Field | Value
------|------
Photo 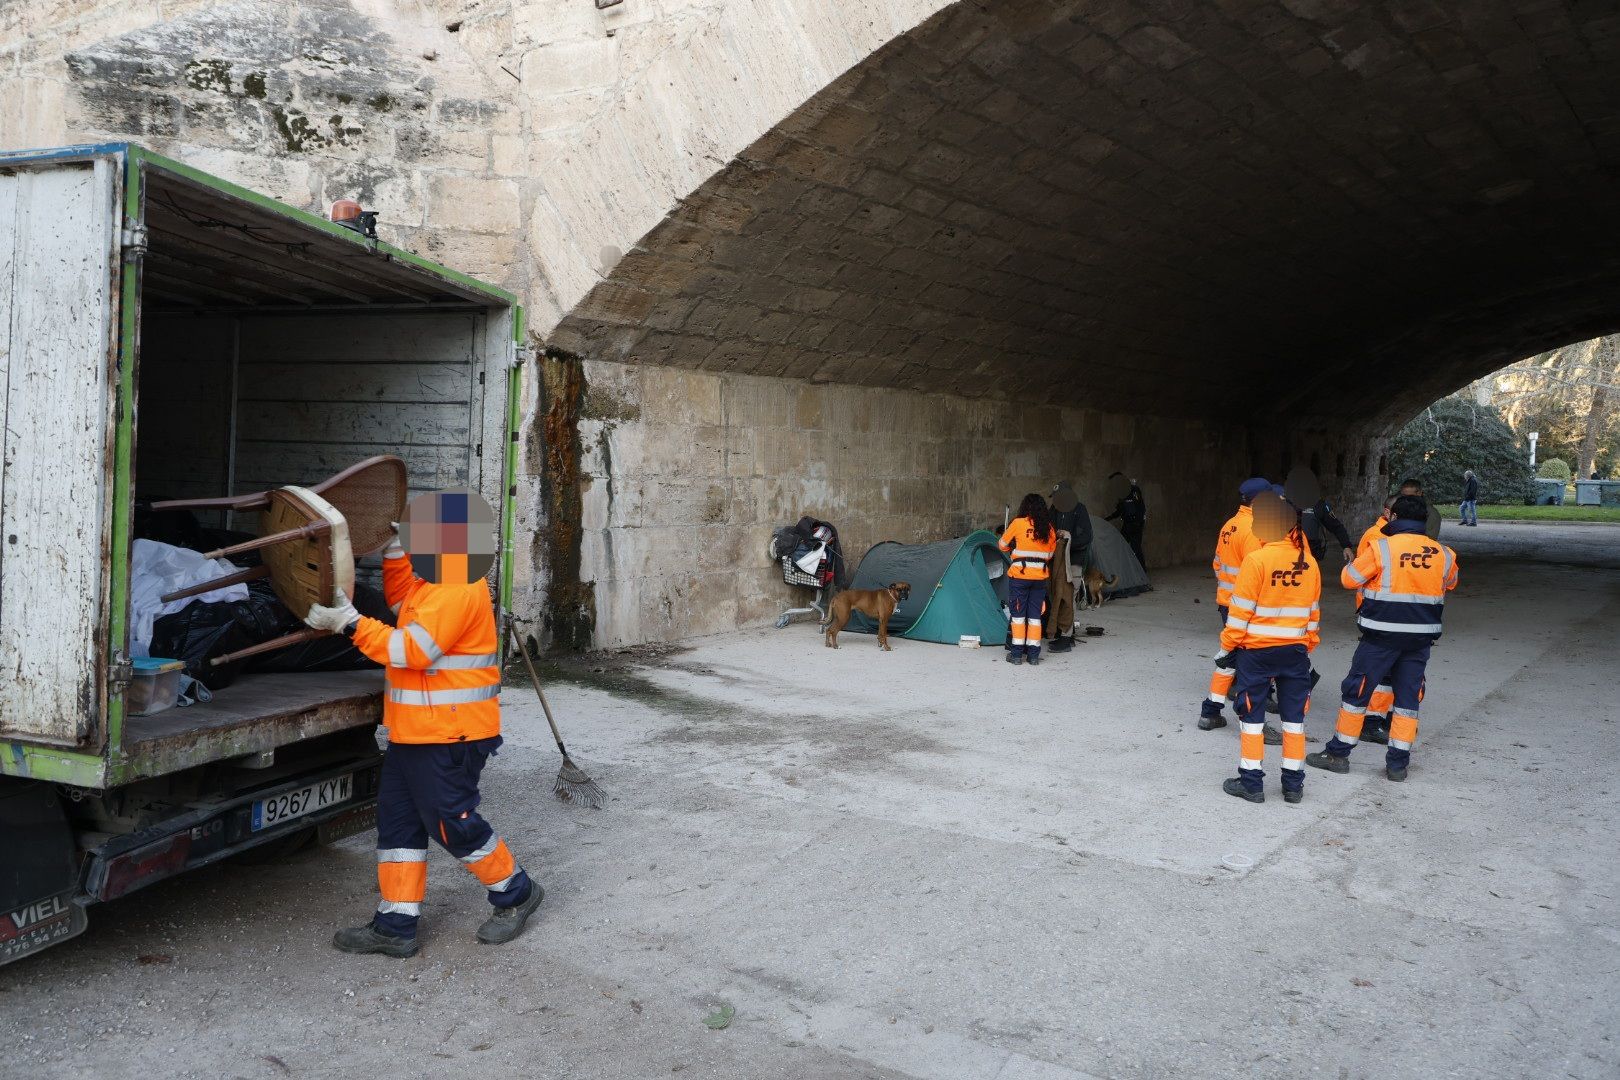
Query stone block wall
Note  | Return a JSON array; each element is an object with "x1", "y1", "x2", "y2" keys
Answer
[{"x1": 564, "y1": 357, "x2": 1251, "y2": 648}]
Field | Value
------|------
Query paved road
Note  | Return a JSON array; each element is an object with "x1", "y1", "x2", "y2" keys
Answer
[{"x1": 4, "y1": 525, "x2": 1617, "y2": 1079}]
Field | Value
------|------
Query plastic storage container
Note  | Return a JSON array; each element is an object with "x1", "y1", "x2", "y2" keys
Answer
[{"x1": 128, "y1": 658, "x2": 184, "y2": 716}]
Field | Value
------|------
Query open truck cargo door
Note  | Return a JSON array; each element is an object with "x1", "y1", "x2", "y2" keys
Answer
[{"x1": 0, "y1": 150, "x2": 125, "y2": 751}]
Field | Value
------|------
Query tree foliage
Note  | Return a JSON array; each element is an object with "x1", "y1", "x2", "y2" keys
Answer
[
  {"x1": 1537, "y1": 457, "x2": 1571, "y2": 481},
  {"x1": 1389, "y1": 397, "x2": 1536, "y2": 504},
  {"x1": 1472, "y1": 335, "x2": 1620, "y2": 478}
]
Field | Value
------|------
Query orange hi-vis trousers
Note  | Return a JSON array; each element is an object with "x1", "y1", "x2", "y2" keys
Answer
[
  {"x1": 1231, "y1": 643, "x2": 1313, "y2": 795},
  {"x1": 372, "y1": 737, "x2": 533, "y2": 939},
  {"x1": 1323, "y1": 639, "x2": 1430, "y2": 772}
]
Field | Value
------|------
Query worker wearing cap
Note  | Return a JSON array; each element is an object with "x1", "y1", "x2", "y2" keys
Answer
[
  {"x1": 304, "y1": 491, "x2": 542, "y2": 958},
  {"x1": 1219, "y1": 492, "x2": 1321, "y2": 804},
  {"x1": 1308, "y1": 494, "x2": 1458, "y2": 783},
  {"x1": 1199, "y1": 478, "x2": 1269, "y2": 731},
  {"x1": 1047, "y1": 481, "x2": 1092, "y2": 653}
]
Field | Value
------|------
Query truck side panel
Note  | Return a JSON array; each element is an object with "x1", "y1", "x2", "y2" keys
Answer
[{"x1": 0, "y1": 158, "x2": 119, "y2": 747}]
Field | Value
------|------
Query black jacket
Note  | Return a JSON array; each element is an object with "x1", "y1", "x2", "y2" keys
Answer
[
  {"x1": 1463, "y1": 476, "x2": 1479, "y2": 501},
  {"x1": 1300, "y1": 499, "x2": 1352, "y2": 561},
  {"x1": 1050, "y1": 502, "x2": 1092, "y2": 553},
  {"x1": 1106, "y1": 486, "x2": 1146, "y2": 527}
]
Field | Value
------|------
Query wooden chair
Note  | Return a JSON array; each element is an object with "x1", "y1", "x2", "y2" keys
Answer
[{"x1": 151, "y1": 457, "x2": 405, "y2": 666}]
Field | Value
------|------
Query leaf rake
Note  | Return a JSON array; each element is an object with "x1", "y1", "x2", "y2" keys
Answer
[{"x1": 507, "y1": 617, "x2": 606, "y2": 809}]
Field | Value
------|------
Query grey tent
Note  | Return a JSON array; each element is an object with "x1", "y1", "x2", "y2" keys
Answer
[{"x1": 1086, "y1": 514, "x2": 1150, "y2": 598}]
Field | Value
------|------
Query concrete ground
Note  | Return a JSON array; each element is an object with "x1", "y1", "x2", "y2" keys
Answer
[{"x1": 4, "y1": 523, "x2": 1617, "y2": 1080}]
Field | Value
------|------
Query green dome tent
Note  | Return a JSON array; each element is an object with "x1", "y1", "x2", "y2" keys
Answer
[{"x1": 846, "y1": 531, "x2": 1012, "y2": 645}]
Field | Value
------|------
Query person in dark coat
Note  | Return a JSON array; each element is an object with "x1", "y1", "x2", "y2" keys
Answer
[
  {"x1": 1300, "y1": 498, "x2": 1354, "y2": 564},
  {"x1": 1459, "y1": 470, "x2": 1480, "y2": 526},
  {"x1": 1048, "y1": 481, "x2": 1092, "y2": 567},
  {"x1": 1104, "y1": 472, "x2": 1147, "y2": 570}
]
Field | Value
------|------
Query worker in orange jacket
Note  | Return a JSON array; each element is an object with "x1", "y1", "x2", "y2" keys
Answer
[
  {"x1": 1309, "y1": 494, "x2": 1458, "y2": 782},
  {"x1": 1199, "y1": 478, "x2": 1269, "y2": 731},
  {"x1": 1354, "y1": 479, "x2": 1421, "y2": 745},
  {"x1": 1218, "y1": 491, "x2": 1321, "y2": 803},
  {"x1": 305, "y1": 490, "x2": 540, "y2": 958},
  {"x1": 999, "y1": 493, "x2": 1059, "y2": 666}
]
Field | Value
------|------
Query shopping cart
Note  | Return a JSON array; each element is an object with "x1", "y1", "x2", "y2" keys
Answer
[{"x1": 775, "y1": 553, "x2": 830, "y2": 628}]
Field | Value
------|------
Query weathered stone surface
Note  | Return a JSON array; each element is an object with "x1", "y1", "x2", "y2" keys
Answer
[{"x1": 9, "y1": 0, "x2": 1616, "y2": 649}]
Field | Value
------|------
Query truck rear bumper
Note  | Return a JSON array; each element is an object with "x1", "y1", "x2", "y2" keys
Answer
[{"x1": 84, "y1": 753, "x2": 383, "y2": 903}]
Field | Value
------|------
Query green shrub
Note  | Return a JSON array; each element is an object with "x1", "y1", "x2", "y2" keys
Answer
[
  {"x1": 1537, "y1": 457, "x2": 1571, "y2": 480},
  {"x1": 1389, "y1": 398, "x2": 1537, "y2": 504}
]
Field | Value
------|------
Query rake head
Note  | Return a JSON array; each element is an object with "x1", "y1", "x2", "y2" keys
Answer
[{"x1": 554, "y1": 756, "x2": 606, "y2": 809}]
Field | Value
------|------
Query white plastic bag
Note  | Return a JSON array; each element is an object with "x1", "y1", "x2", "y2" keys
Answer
[
  {"x1": 794, "y1": 541, "x2": 826, "y2": 576},
  {"x1": 130, "y1": 539, "x2": 251, "y2": 657}
]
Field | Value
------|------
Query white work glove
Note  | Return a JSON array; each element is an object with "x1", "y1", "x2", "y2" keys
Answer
[
  {"x1": 305, "y1": 589, "x2": 361, "y2": 634},
  {"x1": 383, "y1": 521, "x2": 405, "y2": 560}
]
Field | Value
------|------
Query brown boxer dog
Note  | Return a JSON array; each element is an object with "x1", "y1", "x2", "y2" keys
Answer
[{"x1": 822, "y1": 582, "x2": 911, "y2": 650}]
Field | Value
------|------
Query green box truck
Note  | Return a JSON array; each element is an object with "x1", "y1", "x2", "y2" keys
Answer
[{"x1": 0, "y1": 144, "x2": 522, "y2": 966}]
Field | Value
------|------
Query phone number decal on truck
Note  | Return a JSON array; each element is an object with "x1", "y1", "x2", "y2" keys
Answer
[{"x1": 0, "y1": 893, "x2": 88, "y2": 963}]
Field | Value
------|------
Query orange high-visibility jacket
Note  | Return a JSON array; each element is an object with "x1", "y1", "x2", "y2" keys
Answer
[
  {"x1": 351, "y1": 555, "x2": 501, "y2": 744},
  {"x1": 1212, "y1": 505, "x2": 1260, "y2": 607},
  {"x1": 1220, "y1": 539, "x2": 1322, "y2": 652},
  {"x1": 1356, "y1": 516, "x2": 1387, "y2": 562},
  {"x1": 1352, "y1": 516, "x2": 1388, "y2": 609},
  {"x1": 1000, "y1": 517, "x2": 1058, "y2": 581},
  {"x1": 1341, "y1": 529, "x2": 1458, "y2": 640}
]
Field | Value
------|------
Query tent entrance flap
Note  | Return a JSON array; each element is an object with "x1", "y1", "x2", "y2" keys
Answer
[{"x1": 847, "y1": 531, "x2": 1011, "y2": 645}]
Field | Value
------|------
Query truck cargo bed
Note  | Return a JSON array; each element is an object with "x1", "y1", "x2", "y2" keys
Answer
[{"x1": 120, "y1": 670, "x2": 383, "y2": 780}]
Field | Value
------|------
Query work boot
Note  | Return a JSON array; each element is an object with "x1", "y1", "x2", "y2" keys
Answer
[
  {"x1": 477, "y1": 883, "x2": 544, "y2": 945},
  {"x1": 1385, "y1": 765, "x2": 1408, "y2": 783},
  {"x1": 1263, "y1": 723, "x2": 1283, "y2": 745},
  {"x1": 333, "y1": 924, "x2": 419, "y2": 959},
  {"x1": 1306, "y1": 751, "x2": 1349, "y2": 774},
  {"x1": 1198, "y1": 712, "x2": 1227, "y2": 731},
  {"x1": 1027, "y1": 653, "x2": 1042, "y2": 666},
  {"x1": 1049, "y1": 636, "x2": 1075, "y2": 653},
  {"x1": 1283, "y1": 788, "x2": 1303, "y2": 804},
  {"x1": 1222, "y1": 778, "x2": 1263, "y2": 803},
  {"x1": 1361, "y1": 717, "x2": 1390, "y2": 745},
  {"x1": 1006, "y1": 652, "x2": 1025, "y2": 665}
]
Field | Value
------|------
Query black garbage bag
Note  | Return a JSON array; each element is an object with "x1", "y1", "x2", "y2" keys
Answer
[
  {"x1": 149, "y1": 580, "x2": 292, "y2": 691},
  {"x1": 150, "y1": 581, "x2": 393, "y2": 690},
  {"x1": 247, "y1": 584, "x2": 393, "y2": 673}
]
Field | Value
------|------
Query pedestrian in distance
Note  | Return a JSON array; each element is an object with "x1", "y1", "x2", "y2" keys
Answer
[
  {"x1": 1104, "y1": 472, "x2": 1148, "y2": 571},
  {"x1": 1308, "y1": 494, "x2": 1459, "y2": 783},
  {"x1": 1460, "y1": 470, "x2": 1480, "y2": 526},
  {"x1": 1218, "y1": 492, "x2": 1321, "y2": 805},
  {"x1": 304, "y1": 491, "x2": 543, "y2": 958},
  {"x1": 999, "y1": 493, "x2": 1058, "y2": 666}
]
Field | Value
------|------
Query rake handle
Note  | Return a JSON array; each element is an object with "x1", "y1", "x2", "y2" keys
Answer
[
  {"x1": 209, "y1": 628, "x2": 330, "y2": 666},
  {"x1": 508, "y1": 620, "x2": 571, "y2": 758}
]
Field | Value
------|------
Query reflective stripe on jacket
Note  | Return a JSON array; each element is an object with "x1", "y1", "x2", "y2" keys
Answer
[
  {"x1": 1212, "y1": 505, "x2": 1260, "y2": 607},
  {"x1": 1220, "y1": 539, "x2": 1322, "y2": 652},
  {"x1": 351, "y1": 555, "x2": 501, "y2": 743},
  {"x1": 1341, "y1": 526, "x2": 1458, "y2": 641},
  {"x1": 999, "y1": 517, "x2": 1057, "y2": 581}
]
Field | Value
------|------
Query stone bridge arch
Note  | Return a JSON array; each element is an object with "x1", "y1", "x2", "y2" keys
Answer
[{"x1": 534, "y1": 0, "x2": 1620, "y2": 645}]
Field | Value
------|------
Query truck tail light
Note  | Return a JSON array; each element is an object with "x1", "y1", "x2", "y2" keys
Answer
[{"x1": 99, "y1": 833, "x2": 192, "y2": 901}]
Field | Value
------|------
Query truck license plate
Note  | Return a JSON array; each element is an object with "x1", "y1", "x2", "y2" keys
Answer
[{"x1": 251, "y1": 774, "x2": 352, "y2": 832}]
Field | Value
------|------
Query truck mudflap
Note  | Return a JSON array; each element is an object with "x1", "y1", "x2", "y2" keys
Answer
[
  {"x1": 0, "y1": 781, "x2": 89, "y2": 966},
  {"x1": 84, "y1": 754, "x2": 383, "y2": 904}
]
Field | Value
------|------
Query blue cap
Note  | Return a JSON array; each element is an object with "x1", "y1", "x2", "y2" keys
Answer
[
  {"x1": 1239, "y1": 477, "x2": 1270, "y2": 499},
  {"x1": 1271, "y1": 484, "x2": 1287, "y2": 497}
]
